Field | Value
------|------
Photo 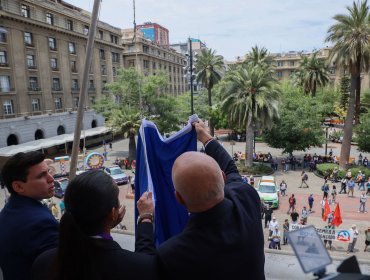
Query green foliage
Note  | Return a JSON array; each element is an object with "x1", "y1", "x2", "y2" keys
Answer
[
  {"x1": 92, "y1": 94, "x2": 118, "y2": 119},
  {"x1": 316, "y1": 163, "x2": 370, "y2": 178},
  {"x1": 263, "y1": 84, "x2": 324, "y2": 155},
  {"x1": 355, "y1": 111, "x2": 370, "y2": 152},
  {"x1": 236, "y1": 161, "x2": 273, "y2": 175}
]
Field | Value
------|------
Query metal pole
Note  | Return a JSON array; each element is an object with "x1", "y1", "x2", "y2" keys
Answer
[
  {"x1": 189, "y1": 37, "x2": 194, "y2": 115},
  {"x1": 69, "y1": 0, "x2": 101, "y2": 180},
  {"x1": 325, "y1": 126, "x2": 328, "y2": 157}
]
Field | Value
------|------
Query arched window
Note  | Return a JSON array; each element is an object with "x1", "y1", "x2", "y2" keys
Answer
[
  {"x1": 57, "y1": 125, "x2": 65, "y2": 135},
  {"x1": 35, "y1": 129, "x2": 44, "y2": 140},
  {"x1": 91, "y1": 119, "x2": 97, "y2": 128},
  {"x1": 7, "y1": 134, "x2": 18, "y2": 146}
]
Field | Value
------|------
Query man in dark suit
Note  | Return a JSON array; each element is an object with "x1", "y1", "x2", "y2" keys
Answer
[
  {"x1": 0, "y1": 151, "x2": 58, "y2": 280},
  {"x1": 137, "y1": 120, "x2": 265, "y2": 280}
]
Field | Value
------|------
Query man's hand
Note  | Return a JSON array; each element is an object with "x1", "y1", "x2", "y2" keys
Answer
[
  {"x1": 192, "y1": 119, "x2": 212, "y2": 144},
  {"x1": 137, "y1": 191, "x2": 154, "y2": 216}
]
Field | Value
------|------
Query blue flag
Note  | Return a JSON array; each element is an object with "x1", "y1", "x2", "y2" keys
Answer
[{"x1": 135, "y1": 116, "x2": 198, "y2": 246}]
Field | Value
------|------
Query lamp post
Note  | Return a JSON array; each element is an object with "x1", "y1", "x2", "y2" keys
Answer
[
  {"x1": 188, "y1": 37, "x2": 194, "y2": 115},
  {"x1": 324, "y1": 126, "x2": 329, "y2": 156}
]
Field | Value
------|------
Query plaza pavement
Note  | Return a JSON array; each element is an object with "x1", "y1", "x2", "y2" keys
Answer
[{"x1": 1, "y1": 133, "x2": 369, "y2": 278}]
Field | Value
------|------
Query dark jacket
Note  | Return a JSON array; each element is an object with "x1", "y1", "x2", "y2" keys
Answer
[
  {"x1": 0, "y1": 194, "x2": 58, "y2": 280},
  {"x1": 156, "y1": 140, "x2": 265, "y2": 280},
  {"x1": 32, "y1": 223, "x2": 158, "y2": 280}
]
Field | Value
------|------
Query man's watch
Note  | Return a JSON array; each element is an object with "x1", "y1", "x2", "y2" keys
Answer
[{"x1": 137, "y1": 213, "x2": 154, "y2": 225}]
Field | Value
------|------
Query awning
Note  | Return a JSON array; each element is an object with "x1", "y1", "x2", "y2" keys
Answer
[{"x1": 0, "y1": 126, "x2": 111, "y2": 157}]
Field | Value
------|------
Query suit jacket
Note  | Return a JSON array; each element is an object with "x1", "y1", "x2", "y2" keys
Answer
[
  {"x1": 156, "y1": 140, "x2": 265, "y2": 280},
  {"x1": 32, "y1": 222, "x2": 158, "y2": 280},
  {"x1": 0, "y1": 194, "x2": 58, "y2": 280}
]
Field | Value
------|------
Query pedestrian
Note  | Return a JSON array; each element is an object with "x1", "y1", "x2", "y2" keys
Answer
[
  {"x1": 322, "y1": 183, "x2": 330, "y2": 199},
  {"x1": 330, "y1": 185, "x2": 337, "y2": 204},
  {"x1": 367, "y1": 177, "x2": 370, "y2": 195},
  {"x1": 327, "y1": 210, "x2": 334, "y2": 224},
  {"x1": 308, "y1": 194, "x2": 314, "y2": 212},
  {"x1": 339, "y1": 177, "x2": 347, "y2": 194},
  {"x1": 264, "y1": 205, "x2": 273, "y2": 229},
  {"x1": 320, "y1": 198, "x2": 326, "y2": 218},
  {"x1": 268, "y1": 217, "x2": 279, "y2": 239},
  {"x1": 299, "y1": 171, "x2": 309, "y2": 188},
  {"x1": 364, "y1": 227, "x2": 370, "y2": 252},
  {"x1": 359, "y1": 191, "x2": 367, "y2": 213},
  {"x1": 271, "y1": 225, "x2": 281, "y2": 250},
  {"x1": 347, "y1": 178, "x2": 355, "y2": 197},
  {"x1": 0, "y1": 152, "x2": 58, "y2": 280},
  {"x1": 356, "y1": 171, "x2": 365, "y2": 191},
  {"x1": 290, "y1": 209, "x2": 299, "y2": 224},
  {"x1": 324, "y1": 222, "x2": 335, "y2": 250},
  {"x1": 301, "y1": 206, "x2": 309, "y2": 224},
  {"x1": 109, "y1": 142, "x2": 113, "y2": 151},
  {"x1": 345, "y1": 169, "x2": 352, "y2": 180},
  {"x1": 260, "y1": 198, "x2": 267, "y2": 219},
  {"x1": 347, "y1": 224, "x2": 359, "y2": 253},
  {"x1": 287, "y1": 194, "x2": 296, "y2": 214},
  {"x1": 331, "y1": 167, "x2": 338, "y2": 183},
  {"x1": 32, "y1": 170, "x2": 158, "y2": 280},
  {"x1": 280, "y1": 180, "x2": 287, "y2": 196},
  {"x1": 282, "y1": 219, "x2": 289, "y2": 245}
]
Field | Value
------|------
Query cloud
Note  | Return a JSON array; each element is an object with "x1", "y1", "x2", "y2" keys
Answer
[{"x1": 70, "y1": 0, "x2": 352, "y2": 60}]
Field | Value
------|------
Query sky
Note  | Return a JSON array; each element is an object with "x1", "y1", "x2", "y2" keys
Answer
[{"x1": 70, "y1": 0, "x2": 352, "y2": 61}]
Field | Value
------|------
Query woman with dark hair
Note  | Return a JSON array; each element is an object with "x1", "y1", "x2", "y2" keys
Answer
[{"x1": 32, "y1": 170, "x2": 157, "y2": 280}]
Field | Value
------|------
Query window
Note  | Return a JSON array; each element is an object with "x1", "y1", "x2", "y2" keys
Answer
[
  {"x1": 31, "y1": 98, "x2": 40, "y2": 112},
  {"x1": 0, "y1": 75, "x2": 10, "y2": 92},
  {"x1": 143, "y1": 60, "x2": 149, "y2": 69},
  {"x1": 112, "y1": 67, "x2": 116, "y2": 76},
  {"x1": 277, "y1": 61, "x2": 284, "y2": 67},
  {"x1": 289, "y1": 61, "x2": 295, "y2": 67},
  {"x1": 72, "y1": 79, "x2": 79, "y2": 90},
  {"x1": 3, "y1": 100, "x2": 14, "y2": 115},
  {"x1": 128, "y1": 60, "x2": 135, "y2": 67},
  {"x1": 73, "y1": 97, "x2": 79, "y2": 108},
  {"x1": 276, "y1": 71, "x2": 283, "y2": 78},
  {"x1": 98, "y1": 30, "x2": 103, "y2": 39},
  {"x1": 52, "y1": 78, "x2": 61, "y2": 91},
  {"x1": 46, "y1": 13, "x2": 54, "y2": 25},
  {"x1": 143, "y1": 45, "x2": 149, "y2": 54},
  {"x1": 66, "y1": 19, "x2": 73, "y2": 31},
  {"x1": 68, "y1": 42, "x2": 76, "y2": 54},
  {"x1": 102, "y1": 80, "x2": 107, "y2": 90},
  {"x1": 128, "y1": 45, "x2": 134, "y2": 53},
  {"x1": 112, "y1": 52, "x2": 119, "y2": 63},
  {"x1": 101, "y1": 65, "x2": 107, "y2": 75},
  {"x1": 70, "y1": 60, "x2": 77, "y2": 72},
  {"x1": 48, "y1": 37, "x2": 57, "y2": 50},
  {"x1": 50, "y1": 58, "x2": 58, "y2": 70},
  {"x1": 83, "y1": 25, "x2": 89, "y2": 35},
  {"x1": 153, "y1": 62, "x2": 156, "y2": 69},
  {"x1": 29, "y1": 77, "x2": 38, "y2": 90},
  {"x1": 54, "y1": 98, "x2": 62, "y2": 110},
  {"x1": 110, "y1": 34, "x2": 118, "y2": 44},
  {"x1": 88, "y1": 80, "x2": 94, "y2": 89},
  {"x1": 0, "y1": 29, "x2": 7, "y2": 43},
  {"x1": 26, "y1": 55, "x2": 36, "y2": 68},
  {"x1": 90, "y1": 96, "x2": 96, "y2": 105},
  {"x1": 21, "y1": 4, "x2": 30, "y2": 18},
  {"x1": 0, "y1": 51, "x2": 7, "y2": 66},
  {"x1": 99, "y1": 49, "x2": 105, "y2": 59},
  {"x1": 24, "y1": 32, "x2": 33, "y2": 46}
]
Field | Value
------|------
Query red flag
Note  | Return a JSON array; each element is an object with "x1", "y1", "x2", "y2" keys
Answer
[
  {"x1": 323, "y1": 198, "x2": 331, "y2": 221},
  {"x1": 332, "y1": 203, "x2": 343, "y2": 227}
]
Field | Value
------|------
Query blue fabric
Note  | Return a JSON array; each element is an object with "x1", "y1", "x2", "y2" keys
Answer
[{"x1": 135, "y1": 119, "x2": 197, "y2": 246}]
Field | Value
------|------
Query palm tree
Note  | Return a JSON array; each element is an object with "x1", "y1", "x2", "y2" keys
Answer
[
  {"x1": 295, "y1": 52, "x2": 330, "y2": 97},
  {"x1": 244, "y1": 45, "x2": 272, "y2": 69},
  {"x1": 326, "y1": 0, "x2": 370, "y2": 168},
  {"x1": 221, "y1": 64, "x2": 280, "y2": 167},
  {"x1": 195, "y1": 48, "x2": 224, "y2": 136},
  {"x1": 107, "y1": 107, "x2": 141, "y2": 163}
]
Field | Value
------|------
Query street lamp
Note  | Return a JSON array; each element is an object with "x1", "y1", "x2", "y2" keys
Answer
[
  {"x1": 188, "y1": 37, "x2": 194, "y2": 115},
  {"x1": 323, "y1": 125, "x2": 329, "y2": 156}
]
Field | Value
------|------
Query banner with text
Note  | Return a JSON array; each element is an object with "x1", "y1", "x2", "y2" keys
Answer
[{"x1": 289, "y1": 224, "x2": 352, "y2": 243}]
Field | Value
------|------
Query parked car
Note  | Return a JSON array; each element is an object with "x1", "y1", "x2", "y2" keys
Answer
[
  {"x1": 103, "y1": 165, "x2": 128, "y2": 185},
  {"x1": 256, "y1": 175, "x2": 279, "y2": 209},
  {"x1": 54, "y1": 177, "x2": 69, "y2": 199}
]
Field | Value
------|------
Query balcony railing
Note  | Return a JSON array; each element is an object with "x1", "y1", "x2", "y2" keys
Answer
[
  {"x1": 27, "y1": 65, "x2": 37, "y2": 69},
  {"x1": 88, "y1": 87, "x2": 96, "y2": 92},
  {"x1": 0, "y1": 87, "x2": 14, "y2": 93},
  {"x1": 51, "y1": 67, "x2": 59, "y2": 71},
  {"x1": 52, "y1": 86, "x2": 62, "y2": 91},
  {"x1": 28, "y1": 86, "x2": 41, "y2": 91},
  {"x1": 71, "y1": 87, "x2": 80, "y2": 92},
  {"x1": 49, "y1": 46, "x2": 57, "y2": 51},
  {"x1": 0, "y1": 62, "x2": 9, "y2": 67},
  {"x1": 25, "y1": 42, "x2": 34, "y2": 47}
]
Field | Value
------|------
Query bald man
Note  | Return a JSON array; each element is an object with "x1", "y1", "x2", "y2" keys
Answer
[{"x1": 152, "y1": 120, "x2": 265, "y2": 280}]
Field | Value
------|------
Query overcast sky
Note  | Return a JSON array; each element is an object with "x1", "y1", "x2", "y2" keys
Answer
[{"x1": 70, "y1": 0, "x2": 352, "y2": 60}]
